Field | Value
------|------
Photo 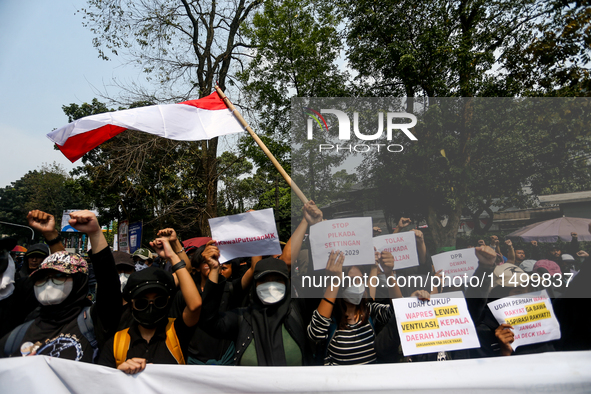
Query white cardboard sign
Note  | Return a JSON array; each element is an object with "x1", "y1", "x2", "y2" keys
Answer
[
  {"x1": 373, "y1": 231, "x2": 419, "y2": 270},
  {"x1": 209, "y1": 208, "x2": 282, "y2": 263},
  {"x1": 487, "y1": 290, "x2": 561, "y2": 350},
  {"x1": 309, "y1": 217, "x2": 374, "y2": 271},
  {"x1": 392, "y1": 291, "x2": 480, "y2": 356},
  {"x1": 432, "y1": 248, "x2": 479, "y2": 280}
]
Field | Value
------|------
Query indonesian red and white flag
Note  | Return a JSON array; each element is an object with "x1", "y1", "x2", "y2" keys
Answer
[{"x1": 47, "y1": 91, "x2": 245, "y2": 162}]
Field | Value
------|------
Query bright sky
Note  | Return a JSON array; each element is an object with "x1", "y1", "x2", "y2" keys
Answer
[
  {"x1": 0, "y1": 0, "x2": 247, "y2": 190},
  {"x1": 0, "y1": 0, "x2": 142, "y2": 188}
]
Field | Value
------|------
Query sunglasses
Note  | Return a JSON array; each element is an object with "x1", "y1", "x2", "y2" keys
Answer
[
  {"x1": 132, "y1": 296, "x2": 169, "y2": 311},
  {"x1": 35, "y1": 273, "x2": 69, "y2": 287}
]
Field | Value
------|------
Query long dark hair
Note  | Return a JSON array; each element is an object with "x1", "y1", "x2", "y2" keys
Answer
[{"x1": 334, "y1": 266, "x2": 370, "y2": 330}]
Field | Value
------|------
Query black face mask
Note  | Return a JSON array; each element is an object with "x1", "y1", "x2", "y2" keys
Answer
[{"x1": 132, "y1": 305, "x2": 169, "y2": 329}]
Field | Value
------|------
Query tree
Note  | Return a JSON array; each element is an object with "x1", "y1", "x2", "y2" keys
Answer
[
  {"x1": 80, "y1": 0, "x2": 263, "y2": 235},
  {"x1": 0, "y1": 163, "x2": 92, "y2": 242},
  {"x1": 342, "y1": 0, "x2": 591, "y2": 249},
  {"x1": 237, "y1": 0, "x2": 351, "y2": 220},
  {"x1": 63, "y1": 99, "x2": 207, "y2": 242}
]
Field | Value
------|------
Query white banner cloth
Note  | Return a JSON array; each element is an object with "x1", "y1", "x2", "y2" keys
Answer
[{"x1": 1, "y1": 352, "x2": 591, "y2": 394}]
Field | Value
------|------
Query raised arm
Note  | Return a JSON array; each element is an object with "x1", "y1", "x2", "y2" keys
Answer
[
  {"x1": 377, "y1": 251, "x2": 403, "y2": 299},
  {"x1": 69, "y1": 210, "x2": 120, "y2": 336},
  {"x1": 151, "y1": 238, "x2": 202, "y2": 328},
  {"x1": 280, "y1": 201, "x2": 323, "y2": 273},
  {"x1": 318, "y1": 250, "x2": 345, "y2": 318},
  {"x1": 156, "y1": 228, "x2": 192, "y2": 274},
  {"x1": 504, "y1": 239, "x2": 515, "y2": 265},
  {"x1": 412, "y1": 229, "x2": 427, "y2": 265},
  {"x1": 27, "y1": 210, "x2": 65, "y2": 253}
]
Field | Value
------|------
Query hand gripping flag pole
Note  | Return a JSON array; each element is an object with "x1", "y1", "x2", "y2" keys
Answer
[{"x1": 215, "y1": 85, "x2": 309, "y2": 205}]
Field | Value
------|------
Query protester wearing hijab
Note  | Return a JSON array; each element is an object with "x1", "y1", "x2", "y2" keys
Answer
[
  {"x1": 201, "y1": 255, "x2": 311, "y2": 366},
  {"x1": 0, "y1": 210, "x2": 121, "y2": 362}
]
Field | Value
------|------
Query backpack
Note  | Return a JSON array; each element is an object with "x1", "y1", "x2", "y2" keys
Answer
[
  {"x1": 113, "y1": 317, "x2": 185, "y2": 366},
  {"x1": 3, "y1": 306, "x2": 98, "y2": 362}
]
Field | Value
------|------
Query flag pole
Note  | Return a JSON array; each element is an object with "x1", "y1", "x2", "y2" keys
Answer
[{"x1": 215, "y1": 86, "x2": 309, "y2": 205}]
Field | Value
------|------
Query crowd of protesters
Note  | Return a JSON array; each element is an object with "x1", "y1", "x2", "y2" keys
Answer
[{"x1": 0, "y1": 203, "x2": 589, "y2": 373}]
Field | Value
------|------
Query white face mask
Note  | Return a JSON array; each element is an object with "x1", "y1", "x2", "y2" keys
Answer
[
  {"x1": 342, "y1": 283, "x2": 365, "y2": 305},
  {"x1": 119, "y1": 273, "x2": 130, "y2": 293},
  {"x1": 135, "y1": 262, "x2": 149, "y2": 271},
  {"x1": 256, "y1": 282, "x2": 286, "y2": 305},
  {"x1": 34, "y1": 279, "x2": 73, "y2": 305}
]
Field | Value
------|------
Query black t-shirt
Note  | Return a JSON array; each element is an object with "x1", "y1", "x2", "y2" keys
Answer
[
  {"x1": 0, "y1": 248, "x2": 121, "y2": 361},
  {"x1": 98, "y1": 317, "x2": 194, "y2": 366}
]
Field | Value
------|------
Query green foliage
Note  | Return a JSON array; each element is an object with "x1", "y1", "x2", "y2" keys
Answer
[
  {"x1": 63, "y1": 99, "x2": 208, "y2": 242},
  {"x1": 0, "y1": 163, "x2": 92, "y2": 242}
]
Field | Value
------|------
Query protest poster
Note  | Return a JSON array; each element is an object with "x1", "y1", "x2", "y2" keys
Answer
[
  {"x1": 487, "y1": 290, "x2": 560, "y2": 350},
  {"x1": 309, "y1": 217, "x2": 374, "y2": 271},
  {"x1": 128, "y1": 221, "x2": 143, "y2": 254},
  {"x1": 432, "y1": 248, "x2": 479, "y2": 280},
  {"x1": 209, "y1": 208, "x2": 282, "y2": 263},
  {"x1": 373, "y1": 231, "x2": 419, "y2": 270},
  {"x1": 392, "y1": 291, "x2": 480, "y2": 356},
  {"x1": 118, "y1": 220, "x2": 129, "y2": 254}
]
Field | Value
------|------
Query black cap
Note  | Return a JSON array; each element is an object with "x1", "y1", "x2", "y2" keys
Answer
[
  {"x1": 112, "y1": 251, "x2": 135, "y2": 269},
  {"x1": 122, "y1": 266, "x2": 175, "y2": 301},
  {"x1": 23, "y1": 244, "x2": 50, "y2": 259},
  {"x1": 253, "y1": 257, "x2": 289, "y2": 281}
]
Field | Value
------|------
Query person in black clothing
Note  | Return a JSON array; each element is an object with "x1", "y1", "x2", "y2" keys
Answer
[
  {"x1": 201, "y1": 253, "x2": 311, "y2": 366},
  {"x1": 98, "y1": 237, "x2": 201, "y2": 374},
  {"x1": 0, "y1": 209, "x2": 121, "y2": 362},
  {"x1": 169, "y1": 243, "x2": 253, "y2": 365},
  {"x1": 0, "y1": 236, "x2": 19, "y2": 338}
]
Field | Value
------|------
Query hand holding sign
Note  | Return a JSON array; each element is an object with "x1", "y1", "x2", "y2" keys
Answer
[
  {"x1": 373, "y1": 231, "x2": 419, "y2": 270},
  {"x1": 495, "y1": 324, "x2": 514, "y2": 356},
  {"x1": 378, "y1": 251, "x2": 395, "y2": 274},
  {"x1": 209, "y1": 208, "x2": 281, "y2": 263},
  {"x1": 487, "y1": 290, "x2": 560, "y2": 351},
  {"x1": 309, "y1": 217, "x2": 373, "y2": 271}
]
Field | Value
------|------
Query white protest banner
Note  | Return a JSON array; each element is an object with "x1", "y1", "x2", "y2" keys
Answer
[
  {"x1": 209, "y1": 208, "x2": 281, "y2": 263},
  {"x1": 309, "y1": 217, "x2": 374, "y2": 271},
  {"x1": 3, "y1": 352, "x2": 591, "y2": 394},
  {"x1": 392, "y1": 291, "x2": 480, "y2": 356},
  {"x1": 432, "y1": 248, "x2": 479, "y2": 280},
  {"x1": 373, "y1": 231, "x2": 419, "y2": 270},
  {"x1": 487, "y1": 290, "x2": 560, "y2": 350}
]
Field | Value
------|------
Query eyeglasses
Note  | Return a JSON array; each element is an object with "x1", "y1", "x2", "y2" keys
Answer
[
  {"x1": 35, "y1": 273, "x2": 69, "y2": 287},
  {"x1": 132, "y1": 296, "x2": 169, "y2": 311}
]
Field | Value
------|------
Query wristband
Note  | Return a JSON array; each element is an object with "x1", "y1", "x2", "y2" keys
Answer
[
  {"x1": 46, "y1": 234, "x2": 62, "y2": 246},
  {"x1": 323, "y1": 298, "x2": 335, "y2": 306},
  {"x1": 175, "y1": 247, "x2": 185, "y2": 254},
  {"x1": 172, "y1": 261, "x2": 187, "y2": 273}
]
